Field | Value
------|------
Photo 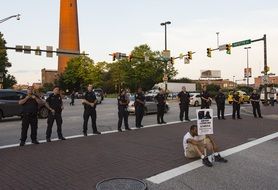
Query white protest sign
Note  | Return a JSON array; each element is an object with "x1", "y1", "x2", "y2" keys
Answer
[{"x1": 196, "y1": 109, "x2": 213, "y2": 135}]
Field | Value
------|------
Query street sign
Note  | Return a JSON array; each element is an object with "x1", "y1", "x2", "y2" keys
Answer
[
  {"x1": 232, "y1": 39, "x2": 251, "y2": 47},
  {"x1": 218, "y1": 44, "x2": 227, "y2": 51},
  {"x1": 244, "y1": 68, "x2": 252, "y2": 78},
  {"x1": 162, "y1": 50, "x2": 171, "y2": 58},
  {"x1": 184, "y1": 57, "x2": 190, "y2": 64}
]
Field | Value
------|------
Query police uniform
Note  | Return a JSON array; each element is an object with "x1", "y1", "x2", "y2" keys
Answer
[
  {"x1": 20, "y1": 94, "x2": 39, "y2": 145},
  {"x1": 215, "y1": 92, "x2": 226, "y2": 119},
  {"x1": 117, "y1": 94, "x2": 130, "y2": 131},
  {"x1": 46, "y1": 93, "x2": 65, "y2": 140},
  {"x1": 232, "y1": 94, "x2": 241, "y2": 119},
  {"x1": 201, "y1": 91, "x2": 211, "y2": 109},
  {"x1": 135, "y1": 92, "x2": 145, "y2": 128},
  {"x1": 178, "y1": 91, "x2": 190, "y2": 121},
  {"x1": 155, "y1": 93, "x2": 166, "y2": 124},
  {"x1": 83, "y1": 91, "x2": 100, "y2": 135},
  {"x1": 250, "y1": 93, "x2": 262, "y2": 118}
]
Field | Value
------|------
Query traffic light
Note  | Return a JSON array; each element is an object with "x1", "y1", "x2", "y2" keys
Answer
[
  {"x1": 226, "y1": 44, "x2": 231, "y2": 54},
  {"x1": 207, "y1": 48, "x2": 212, "y2": 58},
  {"x1": 188, "y1": 51, "x2": 192, "y2": 60},
  {"x1": 170, "y1": 57, "x2": 174, "y2": 64},
  {"x1": 112, "y1": 53, "x2": 116, "y2": 61},
  {"x1": 128, "y1": 54, "x2": 132, "y2": 62},
  {"x1": 35, "y1": 46, "x2": 41, "y2": 56}
]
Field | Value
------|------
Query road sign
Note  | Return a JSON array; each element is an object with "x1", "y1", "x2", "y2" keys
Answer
[
  {"x1": 184, "y1": 57, "x2": 190, "y2": 64},
  {"x1": 232, "y1": 39, "x2": 251, "y2": 47},
  {"x1": 244, "y1": 68, "x2": 252, "y2": 78},
  {"x1": 162, "y1": 50, "x2": 171, "y2": 58}
]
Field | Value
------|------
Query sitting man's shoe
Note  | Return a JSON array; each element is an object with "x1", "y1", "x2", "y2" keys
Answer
[
  {"x1": 118, "y1": 128, "x2": 123, "y2": 132},
  {"x1": 215, "y1": 154, "x2": 228, "y2": 163},
  {"x1": 125, "y1": 128, "x2": 132, "y2": 131},
  {"x1": 46, "y1": 138, "x2": 51, "y2": 142},
  {"x1": 59, "y1": 137, "x2": 66, "y2": 140},
  {"x1": 93, "y1": 131, "x2": 101, "y2": 135},
  {"x1": 31, "y1": 140, "x2": 40, "y2": 145},
  {"x1": 259, "y1": 116, "x2": 263, "y2": 118},
  {"x1": 140, "y1": 125, "x2": 144, "y2": 128},
  {"x1": 161, "y1": 121, "x2": 167, "y2": 124},
  {"x1": 222, "y1": 117, "x2": 226, "y2": 120},
  {"x1": 19, "y1": 141, "x2": 25, "y2": 146},
  {"x1": 157, "y1": 122, "x2": 162, "y2": 124},
  {"x1": 238, "y1": 117, "x2": 242, "y2": 119},
  {"x1": 202, "y1": 156, "x2": 213, "y2": 167},
  {"x1": 83, "y1": 132, "x2": 88, "y2": 136},
  {"x1": 185, "y1": 118, "x2": 191, "y2": 121}
]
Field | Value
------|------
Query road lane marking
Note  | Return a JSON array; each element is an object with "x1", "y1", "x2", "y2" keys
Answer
[
  {"x1": 0, "y1": 113, "x2": 232, "y2": 150},
  {"x1": 146, "y1": 131, "x2": 278, "y2": 184}
]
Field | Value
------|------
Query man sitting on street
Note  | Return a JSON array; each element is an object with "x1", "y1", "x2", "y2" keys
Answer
[{"x1": 183, "y1": 125, "x2": 227, "y2": 167}]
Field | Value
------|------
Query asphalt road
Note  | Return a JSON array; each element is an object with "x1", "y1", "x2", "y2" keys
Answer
[{"x1": 0, "y1": 98, "x2": 237, "y2": 146}]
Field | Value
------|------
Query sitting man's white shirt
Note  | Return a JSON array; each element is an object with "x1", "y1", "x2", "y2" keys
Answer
[{"x1": 183, "y1": 132, "x2": 205, "y2": 157}]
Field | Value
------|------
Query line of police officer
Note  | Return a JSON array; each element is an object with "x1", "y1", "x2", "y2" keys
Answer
[{"x1": 18, "y1": 84, "x2": 263, "y2": 146}]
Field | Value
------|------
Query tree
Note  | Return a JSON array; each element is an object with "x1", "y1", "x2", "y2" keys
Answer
[
  {"x1": 0, "y1": 32, "x2": 17, "y2": 89},
  {"x1": 2, "y1": 73, "x2": 17, "y2": 89},
  {"x1": 57, "y1": 55, "x2": 103, "y2": 92},
  {"x1": 106, "y1": 44, "x2": 178, "y2": 92}
]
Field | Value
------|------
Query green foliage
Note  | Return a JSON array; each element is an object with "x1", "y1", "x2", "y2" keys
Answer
[
  {"x1": 0, "y1": 32, "x2": 16, "y2": 88},
  {"x1": 42, "y1": 83, "x2": 54, "y2": 93},
  {"x1": 57, "y1": 56, "x2": 104, "y2": 92},
  {"x1": 2, "y1": 73, "x2": 17, "y2": 89},
  {"x1": 169, "y1": 77, "x2": 193, "y2": 83}
]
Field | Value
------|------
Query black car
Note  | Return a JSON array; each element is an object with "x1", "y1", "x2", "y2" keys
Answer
[{"x1": 0, "y1": 89, "x2": 49, "y2": 121}]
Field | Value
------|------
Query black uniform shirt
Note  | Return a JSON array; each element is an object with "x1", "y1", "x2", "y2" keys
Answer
[
  {"x1": 155, "y1": 93, "x2": 166, "y2": 106},
  {"x1": 20, "y1": 94, "x2": 39, "y2": 114},
  {"x1": 250, "y1": 93, "x2": 260, "y2": 104},
  {"x1": 233, "y1": 94, "x2": 240, "y2": 104},
  {"x1": 135, "y1": 92, "x2": 145, "y2": 107},
  {"x1": 46, "y1": 94, "x2": 63, "y2": 113},
  {"x1": 178, "y1": 91, "x2": 190, "y2": 105},
  {"x1": 215, "y1": 92, "x2": 226, "y2": 105},
  {"x1": 201, "y1": 91, "x2": 211, "y2": 106},
  {"x1": 84, "y1": 91, "x2": 97, "y2": 109},
  {"x1": 118, "y1": 94, "x2": 128, "y2": 109}
]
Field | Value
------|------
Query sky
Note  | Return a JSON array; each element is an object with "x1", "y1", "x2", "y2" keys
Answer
[{"x1": 1, "y1": 0, "x2": 278, "y2": 85}]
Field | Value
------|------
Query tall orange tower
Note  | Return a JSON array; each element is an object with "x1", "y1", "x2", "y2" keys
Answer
[{"x1": 58, "y1": 0, "x2": 80, "y2": 73}]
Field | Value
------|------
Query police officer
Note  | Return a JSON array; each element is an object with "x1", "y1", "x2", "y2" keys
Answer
[
  {"x1": 232, "y1": 91, "x2": 242, "y2": 119},
  {"x1": 201, "y1": 86, "x2": 212, "y2": 109},
  {"x1": 18, "y1": 86, "x2": 42, "y2": 146},
  {"x1": 155, "y1": 88, "x2": 167, "y2": 124},
  {"x1": 135, "y1": 87, "x2": 145, "y2": 128},
  {"x1": 215, "y1": 89, "x2": 226, "y2": 120},
  {"x1": 118, "y1": 89, "x2": 131, "y2": 132},
  {"x1": 45, "y1": 86, "x2": 66, "y2": 142},
  {"x1": 250, "y1": 90, "x2": 263, "y2": 118},
  {"x1": 82, "y1": 84, "x2": 101, "y2": 136},
  {"x1": 70, "y1": 91, "x2": 75, "y2": 106},
  {"x1": 178, "y1": 86, "x2": 190, "y2": 121}
]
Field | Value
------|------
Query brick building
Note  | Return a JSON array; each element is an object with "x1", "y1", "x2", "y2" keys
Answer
[
  {"x1": 41, "y1": 68, "x2": 58, "y2": 86},
  {"x1": 254, "y1": 76, "x2": 278, "y2": 88}
]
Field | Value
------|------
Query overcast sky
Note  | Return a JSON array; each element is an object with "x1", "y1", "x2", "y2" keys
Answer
[{"x1": 1, "y1": 0, "x2": 278, "y2": 85}]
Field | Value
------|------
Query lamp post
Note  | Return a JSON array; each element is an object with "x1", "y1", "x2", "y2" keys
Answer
[
  {"x1": 244, "y1": 47, "x2": 251, "y2": 87},
  {"x1": 0, "y1": 14, "x2": 20, "y2": 24},
  {"x1": 160, "y1": 21, "x2": 171, "y2": 51},
  {"x1": 160, "y1": 21, "x2": 171, "y2": 92}
]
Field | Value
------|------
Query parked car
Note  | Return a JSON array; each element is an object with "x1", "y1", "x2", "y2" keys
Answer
[
  {"x1": 43, "y1": 91, "x2": 53, "y2": 100},
  {"x1": 0, "y1": 89, "x2": 48, "y2": 121},
  {"x1": 128, "y1": 94, "x2": 169, "y2": 114},
  {"x1": 227, "y1": 90, "x2": 250, "y2": 104},
  {"x1": 189, "y1": 92, "x2": 201, "y2": 107},
  {"x1": 94, "y1": 88, "x2": 104, "y2": 100}
]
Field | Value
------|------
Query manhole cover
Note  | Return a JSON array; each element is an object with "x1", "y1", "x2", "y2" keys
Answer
[{"x1": 96, "y1": 177, "x2": 147, "y2": 190}]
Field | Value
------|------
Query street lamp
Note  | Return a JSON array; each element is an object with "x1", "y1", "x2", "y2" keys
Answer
[
  {"x1": 0, "y1": 14, "x2": 20, "y2": 24},
  {"x1": 160, "y1": 21, "x2": 171, "y2": 50},
  {"x1": 244, "y1": 47, "x2": 251, "y2": 87},
  {"x1": 160, "y1": 21, "x2": 171, "y2": 92}
]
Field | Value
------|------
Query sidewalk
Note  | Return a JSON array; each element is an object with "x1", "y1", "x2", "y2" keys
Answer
[{"x1": 0, "y1": 115, "x2": 277, "y2": 190}]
